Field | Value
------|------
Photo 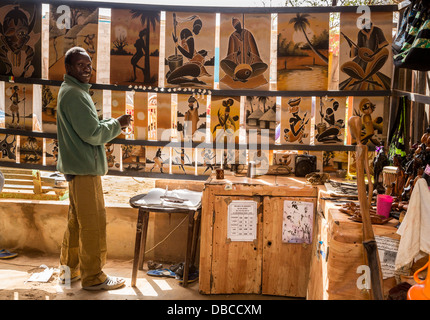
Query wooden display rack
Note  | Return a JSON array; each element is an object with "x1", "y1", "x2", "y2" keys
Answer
[{"x1": 0, "y1": 167, "x2": 68, "y2": 201}]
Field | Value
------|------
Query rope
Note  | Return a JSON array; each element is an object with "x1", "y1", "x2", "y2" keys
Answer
[{"x1": 144, "y1": 215, "x2": 188, "y2": 254}]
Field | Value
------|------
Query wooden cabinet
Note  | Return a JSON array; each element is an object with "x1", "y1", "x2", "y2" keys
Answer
[{"x1": 199, "y1": 174, "x2": 317, "y2": 297}]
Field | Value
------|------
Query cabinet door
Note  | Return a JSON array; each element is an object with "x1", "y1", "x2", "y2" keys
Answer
[
  {"x1": 211, "y1": 195, "x2": 263, "y2": 294},
  {"x1": 262, "y1": 197, "x2": 316, "y2": 297}
]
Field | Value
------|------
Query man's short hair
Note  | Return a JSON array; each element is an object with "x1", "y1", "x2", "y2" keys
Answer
[{"x1": 64, "y1": 47, "x2": 89, "y2": 65}]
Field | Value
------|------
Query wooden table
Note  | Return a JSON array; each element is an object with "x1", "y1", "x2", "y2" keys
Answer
[{"x1": 129, "y1": 193, "x2": 201, "y2": 287}]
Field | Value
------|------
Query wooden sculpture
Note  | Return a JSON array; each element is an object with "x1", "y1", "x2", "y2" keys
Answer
[{"x1": 348, "y1": 115, "x2": 384, "y2": 300}]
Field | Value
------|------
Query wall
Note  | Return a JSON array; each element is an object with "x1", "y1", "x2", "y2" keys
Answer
[{"x1": 0, "y1": 199, "x2": 193, "y2": 263}]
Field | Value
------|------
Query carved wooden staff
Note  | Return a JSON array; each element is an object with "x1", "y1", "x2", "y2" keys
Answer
[{"x1": 348, "y1": 115, "x2": 384, "y2": 300}]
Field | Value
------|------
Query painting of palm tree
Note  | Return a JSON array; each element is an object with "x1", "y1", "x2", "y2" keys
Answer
[
  {"x1": 130, "y1": 10, "x2": 160, "y2": 84},
  {"x1": 110, "y1": 9, "x2": 160, "y2": 86},
  {"x1": 277, "y1": 13, "x2": 329, "y2": 91},
  {"x1": 289, "y1": 13, "x2": 328, "y2": 64}
]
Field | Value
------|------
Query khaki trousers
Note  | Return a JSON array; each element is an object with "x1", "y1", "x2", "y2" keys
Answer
[{"x1": 60, "y1": 175, "x2": 108, "y2": 287}]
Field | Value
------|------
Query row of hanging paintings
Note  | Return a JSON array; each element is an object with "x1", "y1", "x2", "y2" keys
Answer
[
  {"x1": 0, "y1": 134, "x2": 374, "y2": 175},
  {"x1": 2, "y1": 81, "x2": 387, "y2": 148},
  {"x1": 0, "y1": 2, "x2": 393, "y2": 91},
  {"x1": 0, "y1": 133, "x2": 371, "y2": 178}
]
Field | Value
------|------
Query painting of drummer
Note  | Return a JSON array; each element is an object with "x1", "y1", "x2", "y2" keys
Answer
[{"x1": 339, "y1": 12, "x2": 392, "y2": 91}]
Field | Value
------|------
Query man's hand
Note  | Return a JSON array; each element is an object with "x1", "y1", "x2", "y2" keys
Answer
[{"x1": 117, "y1": 114, "x2": 132, "y2": 129}]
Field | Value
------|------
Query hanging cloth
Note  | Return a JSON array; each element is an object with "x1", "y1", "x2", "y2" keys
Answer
[
  {"x1": 388, "y1": 97, "x2": 407, "y2": 163},
  {"x1": 393, "y1": 0, "x2": 430, "y2": 71}
]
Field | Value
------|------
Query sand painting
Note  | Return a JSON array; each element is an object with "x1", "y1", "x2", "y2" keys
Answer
[
  {"x1": 19, "y1": 135, "x2": 43, "y2": 164},
  {"x1": 145, "y1": 146, "x2": 169, "y2": 173},
  {"x1": 281, "y1": 97, "x2": 312, "y2": 145},
  {"x1": 41, "y1": 85, "x2": 59, "y2": 133},
  {"x1": 176, "y1": 93, "x2": 206, "y2": 142},
  {"x1": 245, "y1": 96, "x2": 277, "y2": 145},
  {"x1": 0, "y1": 3, "x2": 41, "y2": 78},
  {"x1": 49, "y1": 5, "x2": 98, "y2": 82},
  {"x1": 197, "y1": 147, "x2": 215, "y2": 175},
  {"x1": 5, "y1": 83, "x2": 33, "y2": 130},
  {"x1": 0, "y1": 133, "x2": 16, "y2": 162},
  {"x1": 104, "y1": 143, "x2": 121, "y2": 171},
  {"x1": 349, "y1": 96, "x2": 385, "y2": 147},
  {"x1": 314, "y1": 96, "x2": 346, "y2": 145},
  {"x1": 219, "y1": 13, "x2": 271, "y2": 90},
  {"x1": 210, "y1": 95, "x2": 240, "y2": 144},
  {"x1": 45, "y1": 138, "x2": 58, "y2": 166},
  {"x1": 156, "y1": 93, "x2": 172, "y2": 141},
  {"x1": 277, "y1": 13, "x2": 329, "y2": 91},
  {"x1": 164, "y1": 12, "x2": 215, "y2": 89},
  {"x1": 133, "y1": 91, "x2": 148, "y2": 140},
  {"x1": 122, "y1": 144, "x2": 145, "y2": 171},
  {"x1": 339, "y1": 11, "x2": 393, "y2": 91},
  {"x1": 171, "y1": 147, "x2": 195, "y2": 175},
  {"x1": 110, "y1": 9, "x2": 160, "y2": 86}
]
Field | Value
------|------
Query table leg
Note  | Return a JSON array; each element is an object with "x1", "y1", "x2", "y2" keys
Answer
[
  {"x1": 190, "y1": 210, "x2": 201, "y2": 267},
  {"x1": 138, "y1": 210, "x2": 150, "y2": 270},
  {"x1": 131, "y1": 209, "x2": 145, "y2": 287},
  {"x1": 182, "y1": 210, "x2": 195, "y2": 288}
]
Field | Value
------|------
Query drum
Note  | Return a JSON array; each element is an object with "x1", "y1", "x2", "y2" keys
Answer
[{"x1": 382, "y1": 166, "x2": 398, "y2": 194}]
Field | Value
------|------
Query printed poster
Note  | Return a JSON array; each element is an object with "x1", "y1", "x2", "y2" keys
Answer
[
  {"x1": 227, "y1": 200, "x2": 258, "y2": 242},
  {"x1": 282, "y1": 200, "x2": 314, "y2": 244}
]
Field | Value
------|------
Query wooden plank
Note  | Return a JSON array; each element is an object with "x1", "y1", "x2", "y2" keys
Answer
[
  {"x1": 210, "y1": 195, "x2": 262, "y2": 294},
  {"x1": 198, "y1": 186, "x2": 214, "y2": 294},
  {"x1": 262, "y1": 196, "x2": 316, "y2": 297},
  {"x1": 307, "y1": 202, "x2": 400, "y2": 300}
]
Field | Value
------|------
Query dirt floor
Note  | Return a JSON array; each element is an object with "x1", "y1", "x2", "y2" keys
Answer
[
  {"x1": 101, "y1": 175, "x2": 156, "y2": 206},
  {"x1": 0, "y1": 173, "x2": 298, "y2": 302},
  {"x1": 0, "y1": 252, "x2": 295, "y2": 301}
]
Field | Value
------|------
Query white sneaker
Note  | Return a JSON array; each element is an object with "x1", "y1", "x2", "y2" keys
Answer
[{"x1": 82, "y1": 276, "x2": 125, "y2": 291}]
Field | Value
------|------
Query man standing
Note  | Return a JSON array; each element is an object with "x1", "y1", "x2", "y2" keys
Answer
[{"x1": 57, "y1": 47, "x2": 131, "y2": 290}]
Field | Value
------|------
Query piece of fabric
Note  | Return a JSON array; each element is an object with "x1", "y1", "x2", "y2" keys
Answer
[
  {"x1": 393, "y1": 1, "x2": 430, "y2": 71},
  {"x1": 56, "y1": 74, "x2": 121, "y2": 176},
  {"x1": 395, "y1": 178, "x2": 430, "y2": 270},
  {"x1": 60, "y1": 175, "x2": 108, "y2": 287}
]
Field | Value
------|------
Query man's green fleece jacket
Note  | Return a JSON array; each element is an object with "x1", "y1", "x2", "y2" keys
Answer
[{"x1": 56, "y1": 74, "x2": 121, "y2": 176}]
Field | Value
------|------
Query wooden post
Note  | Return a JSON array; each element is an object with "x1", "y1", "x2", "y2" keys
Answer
[{"x1": 348, "y1": 116, "x2": 384, "y2": 300}]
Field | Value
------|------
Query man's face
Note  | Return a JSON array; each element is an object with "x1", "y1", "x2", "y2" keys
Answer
[{"x1": 66, "y1": 52, "x2": 92, "y2": 83}]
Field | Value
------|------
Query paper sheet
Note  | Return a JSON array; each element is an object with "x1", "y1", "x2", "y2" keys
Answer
[
  {"x1": 134, "y1": 188, "x2": 202, "y2": 210},
  {"x1": 375, "y1": 236, "x2": 408, "y2": 279},
  {"x1": 227, "y1": 200, "x2": 257, "y2": 242},
  {"x1": 282, "y1": 200, "x2": 314, "y2": 244}
]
